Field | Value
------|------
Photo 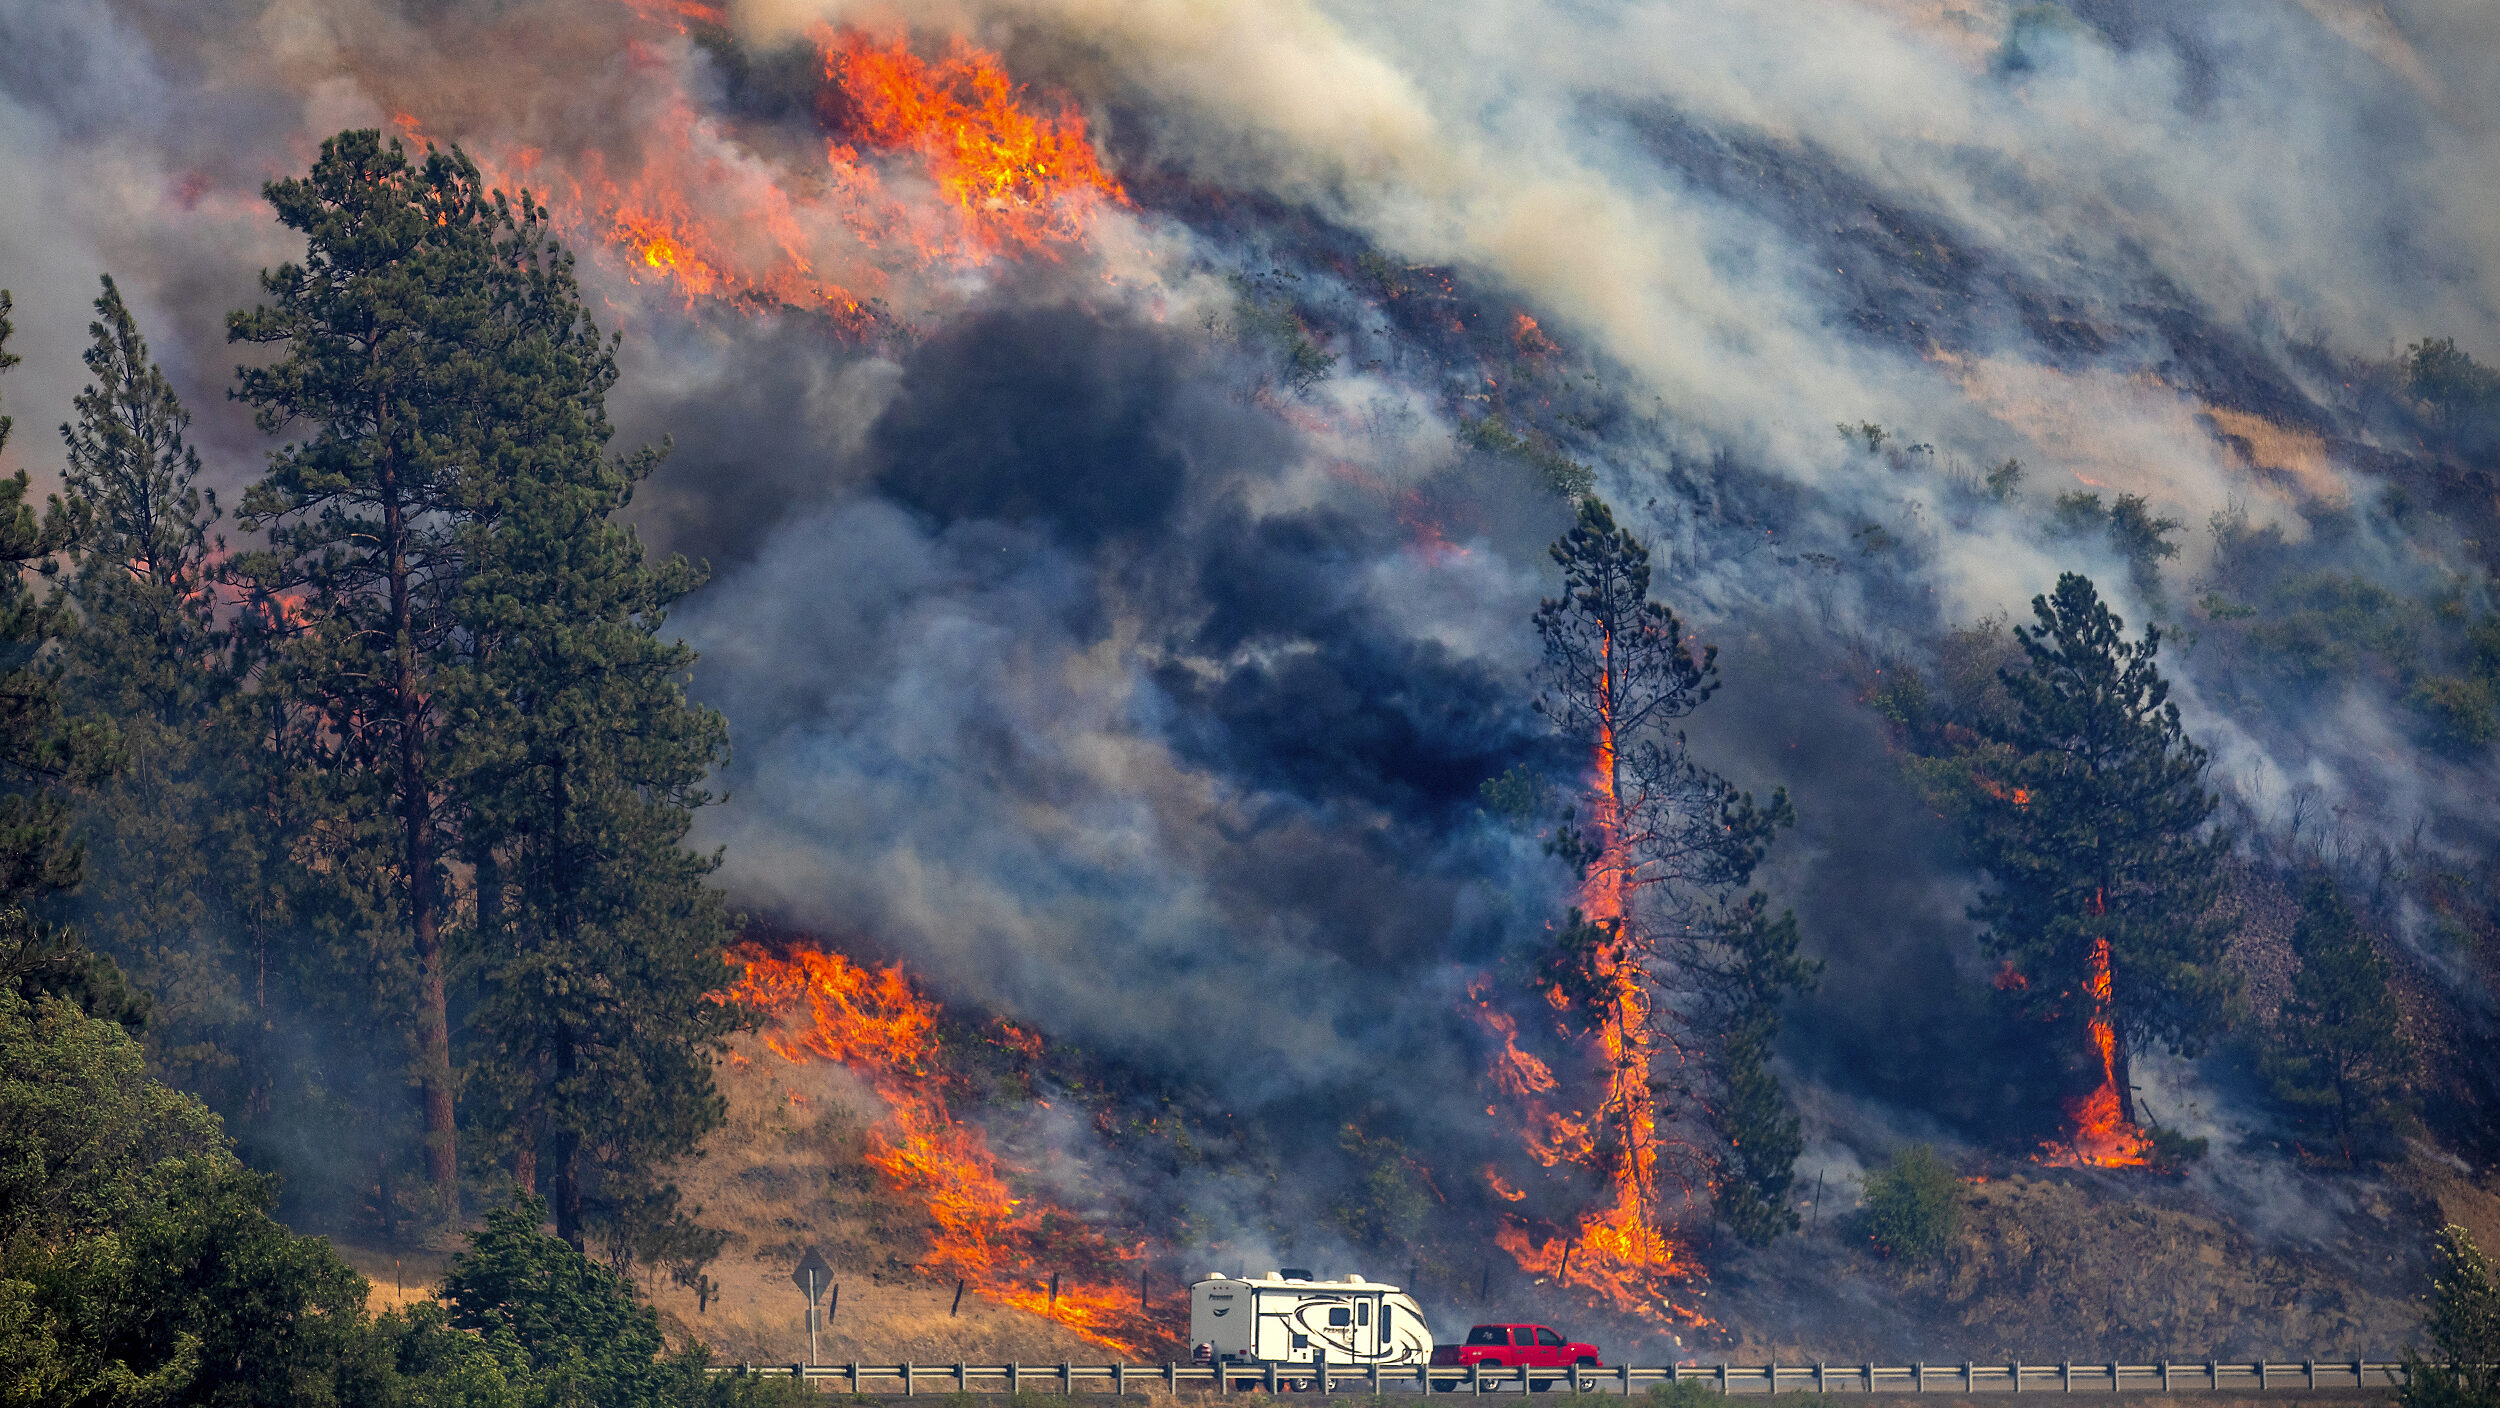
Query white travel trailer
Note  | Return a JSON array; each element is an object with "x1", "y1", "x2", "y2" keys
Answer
[{"x1": 1189, "y1": 1270, "x2": 1433, "y2": 1368}]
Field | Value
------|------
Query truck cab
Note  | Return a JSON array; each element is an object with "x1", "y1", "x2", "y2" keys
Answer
[{"x1": 1430, "y1": 1323, "x2": 1605, "y2": 1375}]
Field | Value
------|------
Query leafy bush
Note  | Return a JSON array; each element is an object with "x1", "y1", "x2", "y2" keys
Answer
[{"x1": 1859, "y1": 1144, "x2": 1963, "y2": 1262}]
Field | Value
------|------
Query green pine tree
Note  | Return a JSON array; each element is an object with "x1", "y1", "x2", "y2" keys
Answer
[
  {"x1": 1696, "y1": 896, "x2": 1821, "y2": 1246},
  {"x1": 1969, "y1": 572, "x2": 2233, "y2": 1127},
  {"x1": 2401, "y1": 1226, "x2": 2500, "y2": 1408},
  {"x1": 53, "y1": 275, "x2": 268, "y2": 1104},
  {"x1": 0, "y1": 289, "x2": 131, "y2": 1025},
  {"x1": 446, "y1": 217, "x2": 744, "y2": 1258},
  {"x1": 2265, "y1": 874, "x2": 2414, "y2": 1164},
  {"x1": 227, "y1": 130, "x2": 527, "y2": 1214}
]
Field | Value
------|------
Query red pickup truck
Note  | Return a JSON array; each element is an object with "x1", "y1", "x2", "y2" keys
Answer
[{"x1": 1431, "y1": 1324, "x2": 1604, "y2": 1388}]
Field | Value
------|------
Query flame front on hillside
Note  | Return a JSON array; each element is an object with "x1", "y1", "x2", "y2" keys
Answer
[
  {"x1": 725, "y1": 944, "x2": 1165, "y2": 1355},
  {"x1": 401, "y1": 6, "x2": 1127, "y2": 335}
]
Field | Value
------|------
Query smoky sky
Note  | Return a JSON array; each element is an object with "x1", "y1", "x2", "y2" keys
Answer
[{"x1": 6, "y1": 0, "x2": 2499, "y2": 1285}]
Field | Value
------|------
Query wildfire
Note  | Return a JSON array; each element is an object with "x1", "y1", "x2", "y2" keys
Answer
[
  {"x1": 394, "y1": 10, "x2": 1127, "y2": 334},
  {"x1": 2036, "y1": 936, "x2": 2150, "y2": 1169},
  {"x1": 1470, "y1": 628, "x2": 1707, "y2": 1324},
  {"x1": 725, "y1": 944, "x2": 1166, "y2": 1355}
]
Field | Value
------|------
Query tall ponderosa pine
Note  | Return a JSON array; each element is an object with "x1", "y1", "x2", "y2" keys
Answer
[
  {"x1": 1524, "y1": 496, "x2": 1807, "y2": 1244},
  {"x1": 53, "y1": 277, "x2": 264, "y2": 1099},
  {"x1": 1969, "y1": 572, "x2": 2232, "y2": 1126},
  {"x1": 448, "y1": 216, "x2": 742, "y2": 1256},
  {"x1": 0, "y1": 290, "x2": 127, "y2": 1023},
  {"x1": 2266, "y1": 874, "x2": 2413, "y2": 1164},
  {"x1": 228, "y1": 131, "x2": 521, "y2": 1209}
]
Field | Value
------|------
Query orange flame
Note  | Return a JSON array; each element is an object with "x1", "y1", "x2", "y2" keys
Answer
[
  {"x1": 2036, "y1": 935, "x2": 2149, "y2": 1169},
  {"x1": 1470, "y1": 622, "x2": 1707, "y2": 1324},
  {"x1": 827, "y1": 32, "x2": 1127, "y2": 256},
  {"x1": 725, "y1": 944, "x2": 1167, "y2": 1354},
  {"x1": 393, "y1": 14, "x2": 1126, "y2": 334}
]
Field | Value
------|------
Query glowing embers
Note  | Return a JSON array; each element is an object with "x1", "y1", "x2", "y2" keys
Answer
[
  {"x1": 725, "y1": 945, "x2": 1161, "y2": 1354},
  {"x1": 2034, "y1": 937, "x2": 2150, "y2": 1169}
]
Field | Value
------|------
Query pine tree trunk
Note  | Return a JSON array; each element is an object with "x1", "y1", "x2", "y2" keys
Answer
[
  {"x1": 2112, "y1": 1029, "x2": 2139, "y2": 1128},
  {"x1": 382, "y1": 425, "x2": 457, "y2": 1211},
  {"x1": 552, "y1": 1029, "x2": 582, "y2": 1248}
]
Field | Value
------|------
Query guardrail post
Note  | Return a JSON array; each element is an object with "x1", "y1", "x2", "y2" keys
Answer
[
  {"x1": 1718, "y1": 1364, "x2": 1729, "y2": 1395},
  {"x1": 2304, "y1": 1359, "x2": 2314, "y2": 1389},
  {"x1": 906, "y1": 1363, "x2": 917, "y2": 1397},
  {"x1": 2061, "y1": 1361, "x2": 2071, "y2": 1392},
  {"x1": 1915, "y1": 1363, "x2": 1926, "y2": 1393},
  {"x1": 2258, "y1": 1362, "x2": 2268, "y2": 1392},
  {"x1": 1863, "y1": 1363, "x2": 1873, "y2": 1393},
  {"x1": 2351, "y1": 1357, "x2": 2363, "y2": 1389},
  {"x1": 2159, "y1": 1362, "x2": 2170, "y2": 1393},
  {"x1": 849, "y1": 1362, "x2": 860, "y2": 1394},
  {"x1": 2108, "y1": 1362, "x2": 2118, "y2": 1392},
  {"x1": 1008, "y1": 1363, "x2": 1020, "y2": 1396},
  {"x1": 1267, "y1": 1363, "x2": 1278, "y2": 1397},
  {"x1": 1621, "y1": 1364, "x2": 1633, "y2": 1396},
  {"x1": 1062, "y1": 1362, "x2": 1074, "y2": 1396},
  {"x1": 1816, "y1": 1362, "x2": 1827, "y2": 1395},
  {"x1": 1471, "y1": 1362, "x2": 1483, "y2": 1396},
  {"x1": 2206, "y1": 1361, "x2": 2217, "y2": 1391}
]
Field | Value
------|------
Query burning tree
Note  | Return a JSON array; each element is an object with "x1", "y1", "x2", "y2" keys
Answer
[
  {"x1": 1967, "y1": 573, "x2": 2232, "y2": 1165},
  {"x1": 1483, "y1": 497, "x2": 1805, "y2": 1314}
]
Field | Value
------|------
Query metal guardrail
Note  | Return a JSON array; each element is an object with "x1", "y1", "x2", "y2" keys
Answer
[{"x1": 704, "y1": 1358, "x2": 2427, "y2": 1394}]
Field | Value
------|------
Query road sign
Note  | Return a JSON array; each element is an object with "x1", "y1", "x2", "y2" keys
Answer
[{"x1": 793, "y1": 1248, "x2": 832, "y2": 1304}]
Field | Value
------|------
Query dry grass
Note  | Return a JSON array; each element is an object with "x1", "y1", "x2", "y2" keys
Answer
[{"x1": 639, "y1": 1035, "x2": 1129, "y2": 1365}]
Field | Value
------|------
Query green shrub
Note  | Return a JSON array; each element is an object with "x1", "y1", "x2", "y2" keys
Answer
[{"x1": 1859, "y1": 1144, "x2": 1963, "y2": 1263}]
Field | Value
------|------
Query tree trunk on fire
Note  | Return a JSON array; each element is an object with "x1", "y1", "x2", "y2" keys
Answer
[{"x1": 1968, "y1": 572, "x2": 2233, "y2": 1138}]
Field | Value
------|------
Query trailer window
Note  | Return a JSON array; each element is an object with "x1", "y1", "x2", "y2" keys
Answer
[
  {"x1": 1358, "y1": 1302, "x2": 1371, "y2": 1326},
  {"x1": 1381, "y1": 1304, "x2": 1394, "y2": 1340},
  {"x1": 1328, "y1": 1308, "x2": 1352, "y2": 1327}
]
